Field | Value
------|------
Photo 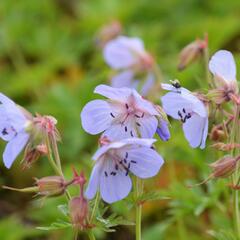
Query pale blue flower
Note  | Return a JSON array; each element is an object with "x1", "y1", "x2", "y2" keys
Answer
[
  {"x1": 85, "y1": 138, "x2": 164, "y2": 203},
  {"x1": 81, "y1": 84, "x2": 159, "y2": 141},
  {"x1": 103, "y1": 36, "x2": 155, "y2": 96},
  {"x1": 161, "y1": 84, "x2": 208, "y2": 149},
  {"x1": 0, "y1": 93, "x2": 30, "y2": 168}
]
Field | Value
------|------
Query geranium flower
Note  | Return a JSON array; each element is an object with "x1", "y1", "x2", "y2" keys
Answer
[
  {"x1": 208, "y1": 50, "x2": 239, "y2": 104},
  {"x1": 161, "y1": 83, "x2": 208, "y2": 149},
  {"x1": 103, "y1": 36, "x2": 155, "y2": 96},
  {"x1": 0, "y1": 93, "x2": 31, "y2": 168},
  {"x1": 85, "y1": 138, "x2": 164, "y2": 203},
  {"x1": 81, "y1": 84, "x2": 160, "y2": 140}
]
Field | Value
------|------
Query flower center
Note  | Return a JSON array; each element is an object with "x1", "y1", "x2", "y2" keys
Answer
[{"x1": 178, "y1": 108, "x2": 192, "y2": 123}]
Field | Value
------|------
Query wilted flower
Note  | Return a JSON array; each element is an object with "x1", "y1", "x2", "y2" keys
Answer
[
  {"x1": 178, "y1": 36, "x2": 208, "y2": 70},
  {"x1": 81, "y1": 84, "x2": 160, "y2": 140},
  {"x1": 103, "y1": 36, "x2": 155, "y2": 96},
  {"x1": 161, "y1": 83, "x2": 208, "y2": 149},
  {"x1": 35, "y1": 176, "x2": 67, "y2": 197},
  {"x1": 208, "y1": 50, "x2": 239, "y2": 104},
  {"x1": 85, "y1": 138, "x2": 164, "y2": 203},
  {"x1": 0, "y1": 93, "x2": 32, "y2": 168}
]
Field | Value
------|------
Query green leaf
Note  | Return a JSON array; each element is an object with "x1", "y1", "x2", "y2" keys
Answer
[
  {"x1": 37, "y1": 219, "x2": 72, "y2": 231},
  {"x1": 58, "y1": 204, "x2": 69, "y2": 217}
]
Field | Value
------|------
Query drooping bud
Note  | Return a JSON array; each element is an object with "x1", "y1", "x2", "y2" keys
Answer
[
  {"x1": 22, "y1": 143, "x2": 48, "y2": 169},
  {"x1": 211, "y1": 142, "x2": 240, "y2": 152},
  {"x1": 209, "y1": 125, "x2": 226, "y2": 142},
  {"x1": 209, "y1": 155, "x2": 240, "y2": 179},
  {"x1": 156, "y1": 119, "x2": 170, "y2": 141},
  {"x1": 69, "y1": 196, "x2": 89, "y2": 230},
  {"x1": 36, "y1": 176, "x2": 66, "y2": 197},
  {"x1": 178, "y1": 35, "x2": 208, "y2": 70}
]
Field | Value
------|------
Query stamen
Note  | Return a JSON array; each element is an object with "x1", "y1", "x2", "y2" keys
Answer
[
  {"x1": 178, "y1": 110, "x2": 183, "y2": 118},
  {"x1": 131, "y1": 160, "x2": 137, "y2": 164},
  {"x1": 130, "y1": 131, "x2": 134, "y2": 137},
  {"x1": 2, "y1": 128, "x2": 8, "y2": 135},
  {"x1": 110, "y1": 171, "x2": 117, "y2": 176},
  {"x1": 110, "y1": 112, "x2": 115, "y2": 118},
  {"x1": 115, "y1": 164, "x2": 119, "y2": 170},
  {"x1": 124, "y1": 159, "x2": 127, "y2": 164},
  {"x1": 182, "y1": 108, "x2": 186, "y2": 113},
  {"x1": 141, "y1": 112, "x2": 145, "y2": 118},
  {"x1": 136, "y1": 122, "x2": 141, "y2": 127},
  {"x1": 135, "y1": 114, "x2": 141, "y2": 118},
  {"x1": 127, "y1": 163, "x2": 131, "y2": 169},
  {"x1": 125, "y1": 126, "x2": 128, "y2": 132},
  {"x1": 104, "y1": 171, "x2": 108, "y2": 177},
  {"x1": 125, "y1": 169, "x2": 129, "y2": 176},
  {"x1": 125, "y1": 152, "x2": 128, "y2": 159},
  {"x1": 125, "y1": 103, "x2": 129, "y2": 109}
]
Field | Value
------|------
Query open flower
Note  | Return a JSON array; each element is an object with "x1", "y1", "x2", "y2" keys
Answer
[
  {"x1": 103, "y1": 36, "x2": 155, "y2": 96},
  {"x1": 81, "y1": 84, "x2": 160, "y2": 140},
  {"x1": 208, "y1": 50, "x2": 239, "y2": 104},
  {"x1": 85, "y1": 138, "x2": 164, "y2": 203},
  {"x1": 0, "y1": 93, "x2": 31, "y2": 168},
  {"x1": 161, "y1": 83, "x2": 208, "y2": 149}
]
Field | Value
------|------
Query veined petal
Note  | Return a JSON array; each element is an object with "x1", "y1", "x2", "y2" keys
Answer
[
  {"x1": 81, "y1": 100, "x2": 113, "y2": 135},
  {"x1": 103, "y1": 36, "x2": 145, "y2": 69},
  {"x1": 161, "y1": 92, "x2": 193, "y2": 119},
  {"x1": 137, "y1": 115, "x2": 158, "y2": 138},
  {"x1": 0, "y1": 93, "x2": 27, "y2": 131},
  {"x1": 93, "y1": 138, "x2": 157, "y2": 161},
  {"x1": 209, "y1": 50, "x2": 236, "y2": 82},
  {"x1": 156, "y1": 120, "x2": 171, "y2": 141},
  {"x1": 111, "y1": 70, "x2": 135, "y2": 88},
  {"x1": 94, "y1": 84, "x2": 133, "y2": 102},
  {"x1": 85, "y1": 161, "x2": 103, "y2": 199},
  {"x1": 161, "y1": 83, "x2": 190, "y2": 94},
  {"x1": 102, "y1": 122, "x2": 137, "y2": 142},
  {"x1": 99, "y1": 158, "x2": 132, "y2": 203},
  {"x1": 141, "y1": 73, "x2": 155, "y2": 97},
  {"x1": 182, "y1": 114, "x2": 207, "y2": 149},
  {"x1": 127, "y1": 146, "x2": 164, "y2": 178},
  {"x1": 200, "y1": 118, "x2": 208, "y2": 149},
  {"x1": 3, "y1": 132, "x2": 29, "y2": 168}
]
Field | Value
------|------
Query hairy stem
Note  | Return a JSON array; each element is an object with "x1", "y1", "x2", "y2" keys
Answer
[
  {"x1": 90, "y1": 191, "x2": 100, "y2": 223},
  {"x1": 135, "y1": 177, "x2": 143, "y2": 240}
]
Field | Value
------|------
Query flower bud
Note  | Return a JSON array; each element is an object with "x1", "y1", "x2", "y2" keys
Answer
[
  {"x1": 22, "y1": 144, "x2": 48, "y2": 169},
  {"x1": 69, "y1": 196, "x2": 89, "y2": 229},
  {"x1": 36, "y1": 176, "x2": 66, "y2": 197},
  {"x1": 209, "y1": 155, "x2": 240, "y2": 179},
  {"x1": 209, "y1": 125, "x2": 226, "y2": 142},
  {"x1": 178, "y1": 36, "x2": 208, "y2": 71},
  {"x1": 211, "y1": 142, "x2": 240, "y2": 152}
]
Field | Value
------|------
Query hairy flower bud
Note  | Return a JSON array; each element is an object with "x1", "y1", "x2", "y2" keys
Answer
[
  {"x1": 69, "y1": 196, "x2": 89, "y2": 229},
  {"x1": 178, "y1": 36, "x2": 207, "y2": 71},
  {"x1": 209, "y1": 125, "x2": 226, "y2": 142},
  {"x1": 211, "y1": 142, "x2": 240, "y2": 152},
  {"x1": 209, "y1": 155, "x2": 240, "y2": 179},
  {"x1": 22, "y1": 144, "x2": 48, "y2": 169},
  {"x1": 36, "y1": 176, "x2": 66, "y2": 197}
]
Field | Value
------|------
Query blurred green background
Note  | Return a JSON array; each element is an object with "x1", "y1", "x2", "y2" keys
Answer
[{"x1": 0, "y1": 0, "x2": 240, "y2": 239}]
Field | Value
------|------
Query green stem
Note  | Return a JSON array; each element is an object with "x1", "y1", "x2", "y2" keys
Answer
[
  {"x1": 203, "y1": 45, "x2": 213, "y2": 88},
  {"x1": 90, "y1": 191, "x2": 100, "y2": 223},
  {"x1": 51, "y1": 136, "x2": 63, "y2": 176},
  {"x1": 231, "y1": 105, "x2": 240, "y2": 237},
  {"x1": 135, "y1": 177, "x2": 142, "y2": 240},
  {"x1": 87, "y1": 230, "x2": 96, "y2": 240}
]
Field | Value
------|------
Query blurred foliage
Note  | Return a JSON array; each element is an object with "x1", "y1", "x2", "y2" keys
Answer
[{"x1": 1, "y1": 0, "x2": 240, "y2": 239}]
